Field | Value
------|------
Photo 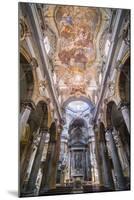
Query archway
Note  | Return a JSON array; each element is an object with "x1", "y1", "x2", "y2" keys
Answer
[
  {"x1": 62, "y1": 96, "x2": 94, "y2": 110},
  {"x1": 106, "y1": 101, "x2": 130, "y2": 189},
  {"x1": 118, "y1": 57, "x2": 130, "y2": 133},
  {"x1": 20, "y1": 101, "x2": 49, "y2": 194},
  {"x1": 106, "y1": 101, "x2": 124, "y2": 128},
  {"x1": 58, "y1": 97, "x2": 94, "y2": 188},
  {"x1": 28, "y1": 101, "x2": 48, "y2": 134},
  {"x1": 118, "y1": 57, "x2": 130, "y2": 103},
  {"x1": 106, "y1": 101, "x2": 129, "y2": 154},
  {"x1": 68, "y1": 117, "x2": 90, "y2": 183}
]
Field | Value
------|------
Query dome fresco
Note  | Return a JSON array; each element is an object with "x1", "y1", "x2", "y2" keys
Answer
[{"x1": 67, "y1": 100, "x2": 89, "y2": 112}]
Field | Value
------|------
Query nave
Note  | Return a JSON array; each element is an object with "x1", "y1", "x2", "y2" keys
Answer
[{"x1": 19, "y1": 3, "x2": 130, "y2": 197}]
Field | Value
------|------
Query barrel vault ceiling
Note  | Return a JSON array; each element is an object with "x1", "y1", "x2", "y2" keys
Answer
[{"x1": 38, "y1": 4, "x2": 112, "y2": 106}]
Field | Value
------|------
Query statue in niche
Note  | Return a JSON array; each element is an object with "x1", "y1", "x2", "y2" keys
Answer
[{"x1": 74, "y1": 152, "x2": 82, "y2": 169}]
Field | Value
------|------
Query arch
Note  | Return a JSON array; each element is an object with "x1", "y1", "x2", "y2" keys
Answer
[
  {"x1": 106, "y1": 100, "x2": 130, "y2": 145},
  {"x1": 32, "y1": 95, "x2": 53, "y2": 129},
  {"x1": 69, "y1": 117, "x2": 88, "y2": 131},
  {"x1": 34, "y1": 96, "x2": 49, "y2": 106},
  {"x1": 106, "y1": 100, "x2": 125, "y2": 130},
  {"x1": 106, "y1": 101, "x2": 117, "y2": 127},
  {"x1": 105, "y1": 100, "x2": 130, "y2": 177},
  {"x1": 28, "y1": 101, "x2": 48, "y2": 134},
  {"x1": 115, "y1": 51, "x2": 130, "y2": 103},
  {"x1": 68, "y1": 117, "x2": 89, "y2": 147},
  {"x1": 19, "y1": 17, "x2": 29, "y2": 41},
  {"x1": 62, "y1": 96, "x2": 94, "y2": 110},
  {"x1": 20, "y1": 46, "x2": 32, "y2": 63},
  {"x1": 103, "y1": 97, "x2": 119, "y2": 127},
  {"x1": 118, "y1": 56, "x2": 130, "y2": 103}
]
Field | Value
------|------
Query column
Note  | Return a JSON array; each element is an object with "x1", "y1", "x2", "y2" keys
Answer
[
  {"x1": 60, "y1": 167, "x2": 65, "y2": 186},
  {"x1": 100, "y1": 141, "x2": 114, "y2": 189},
  {"x1": 69, "y1": 149, "x2": 72, "y2": 180},
  {"x1": 113, "y1": 128, "x2": 129, "y2": 177},
  {"x1": 40, "y1": 124, "x2": 62, "y2": 193},
  {"x1": 85, "y1": 149, "x2": 91, "y2": 180},
  {"x1": 19, "y1": 103, "x2": 33, "y2": 139},
  {"x1": 118, "y1": 102, "x2": 130, "y2": 133},
  {"x1": 106, "y1": 128, "x2": 126, "y2": 190},
  {"x1": 20, "y1": 140, "x2": 32, "y2": 185},
  {"x1": 26, "y1": 128, "x2": 48, "y2": 194},
  {"x1": 20, "y1": 128, "x2": 40, "y2": 193},
  {"x1": 88, "y1": 148, "x2": 92, "y2": 181},
  {"x1": 90, "y1": 136, "x2": 99, "y2": 183},
  {"x1": 117, "y1": 145, "x2": 130, "y2": 177},
  {"x1": 59, "y1": 131, "x2": 68, "y2": 184},
  {"x1": 68, "y1": 149, "x2": 71, "y2": 180},
  {"x1": 49, "y1": 128, "x2": 61, "y2": 188},
  {"x1": 41, "y1": 141, "x2": 56, "y2": 192},
  {"x1": 89, "y1": 140, "x2": 94, "y2": 182},
  {"x1": 94, "y1": 125, "x2": 103, "y2": 185}
]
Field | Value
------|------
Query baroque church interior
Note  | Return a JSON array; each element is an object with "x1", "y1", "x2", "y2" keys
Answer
[{"x1": 19, "y1": 2, "x2": 130, "y2": 197}]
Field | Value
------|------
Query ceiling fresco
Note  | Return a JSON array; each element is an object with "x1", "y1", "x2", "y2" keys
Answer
[
  {"x1": 42, "y1": 5, "x2": 111, "y2": 105},
  {"x1": 55, "y1": 6, "x2": 101, "y2": 67}
]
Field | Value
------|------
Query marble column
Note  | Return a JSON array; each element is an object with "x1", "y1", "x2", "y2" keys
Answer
[
  {"x1": 20, "y1": 104, "x2": 32, "y2": 139},
  {"x1": 100, "y1": 141, "x2": 114, "y2": 189},
  {"x1": 118, "y1": 102, "x2": 130, "y2": 133},
  {"x1": 60, "y1": 168, "x2": 65, "y2": 186},
  {"x1": 40, "y1": 125, "x2": 62, "y2": 193},
  {"x1": 113, "y1": 128, "x2": 129, "y2": 177},
  {"x1": 26, "y1": 128, "x2": 48, "y2": 193},
  {"x1": 49, "y1": 129, "x2": 61, "y2": 188},
  {"x1": 69, "y1": 150, "x2": 72, "y2": 179},
  {"x1": 85, "y1": 149, "x2": 91, "y2": 180},
  {"x1": 117, "y1": 145, "x2": 130, "y2": 177},
  {"x1": 90, "y1": 137, "x2": 99, "y2": 183},
  {"x1": 20, "y1": 140, "x2": 32, "y2": 184},
  {"x1": 41, "y1": 142, "x2": 56, "y2": 192},
  {"x1": 88, "y1": 148, "x2": 92, "y2": 181},
  {"x1": 106, "y1": 128, "x2": 126, "y2": 190},
  {"x1": 89, "y1": 140, "x2": 95, "y2": 182},
  {"x1": 94, "y1": 126, "x2": 103, "y2": 185},
  {"x1": 21, "y1": 128, "x2": 40, "y2": 192}
]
